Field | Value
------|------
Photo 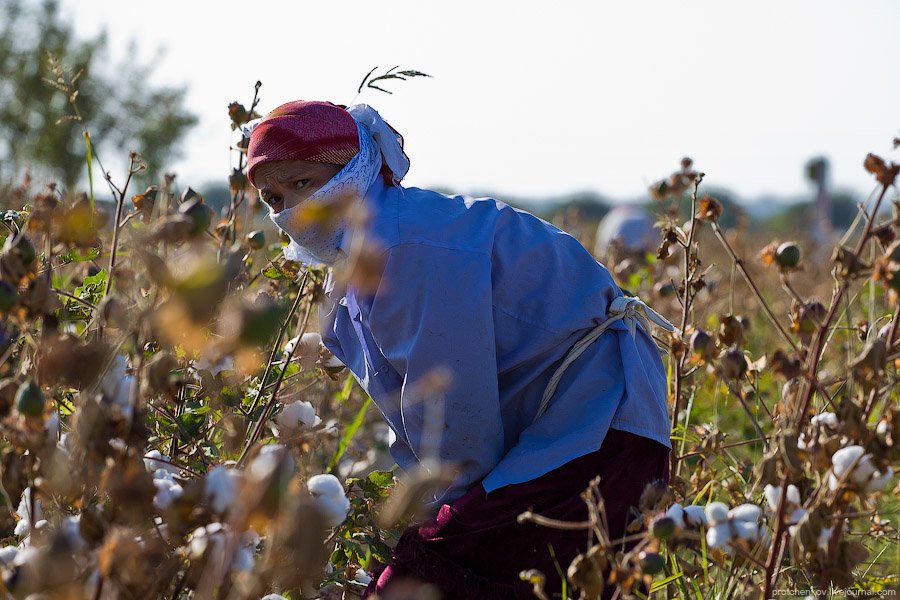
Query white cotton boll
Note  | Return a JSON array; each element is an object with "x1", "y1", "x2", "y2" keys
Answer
[
  {"x1": 249, "y1": 444, "x2": 290, "y2": 481},
  {"x1": 355, "y1": 569, "x2": 373, "y2": 585},
  {"x1": 734, "y1": 520, "x2": 760, "y2": 542},
  {"x1": 786, "y1": 484, "x2": 801, "y2": 506},
  {"x1": 314, "y1": 494, "x2": 350, "y2": 527},
  {"x1": 284, "y1": 332, "x2": 322, "y2": 358},
  {"x1": 15, "y1": 488, "x2": 43, "y2": 537},
  {"x1": 189, "y1": 528, "x2": 208, "y2": 557},
  {"x1": 153, "y1": 477, "x2": 183, "y2": 511},
  {"x1": 322, "y1": 353, "x2": 345, "y2": 368},
  {"x1": 811, "y1": 412, "x2": 838, "y2": 429},
  {"x1": 866, "y1": 467, "x2": 894, "y2": 492},
  {"x1": 308, "y1": 474, "x2": 346, "y2": 499},
  {"x1": 192, "y1": 355, "x2": 235, "y2": 376},
  {"x1": 705, "y1": 502, "x2": 730, "y2": 526},
  {"x1": 729, "y1": 503, "x2": 762, "y2": 523},
  {"x1": 101, "y1": 355, "x2": 128, "y2": 398},
  {"x1": 831, "y1": 445, "x2": 865, "y2": 477},
  {"x1": 828, "y1": 473, "x2": 840, "y2": 492},
  {"x1": 205, "y1": 466, "x2": 239, "y2": 514},
  {"x1": 665, "y1": 503, "x2": 685, "y2": 529},
  {"x1": 706, "y1": 523, "x2": 731, "y2": 549},
  {"x1": 275, "y1": 401, "x2": 321, "y2": 431},
  {"x1": 789, "y1": 508, "x2": 808, "y2": 525},
  {"x1": 764, "y1": 483, "x2": 803, "y2": 514},
  {"x1": 0, "y1": 546, "x2": 18, "y2": 567},
  {"x1": 260, "y1": 595, "x2": 289, "y2": 600},
  {"x1": 850, "y1": 455, "x2": 878, "y2": 485},
  {"x1": 683, "y1": 505, "x2": 708, "y2": 527},
  {"x1": 12, "y1": 546, "x2": 37, "y2": 567},
  {"x1": 144, "y1": 450, "x2": 180, "y2": 476},
  {"x1": 60, "y1": 515, "x2": 87, "y2": 552}
]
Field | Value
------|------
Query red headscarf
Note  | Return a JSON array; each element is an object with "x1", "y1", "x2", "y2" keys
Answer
[{"x1": 247, "y1": 100, "x2": 359, "y2": 187}]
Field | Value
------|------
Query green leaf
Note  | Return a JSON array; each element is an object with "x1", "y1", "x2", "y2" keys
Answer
[
  {"x1": 367, "y1": 470, "x2": 394, "y2": 488},
  {"x1": 327, "y1": 392, "x2": 369, "y2": 472},
  {"x1": 59, "y1": 245, "x2": 101, "y2": 263},
  {"x1": 262, "y1": 265, "x2": 289, "y2": 280}
]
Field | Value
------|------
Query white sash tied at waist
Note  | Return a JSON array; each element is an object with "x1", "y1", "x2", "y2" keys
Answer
[{"x1": 532, "y1": 295, "x2": 676, "y2": 424}]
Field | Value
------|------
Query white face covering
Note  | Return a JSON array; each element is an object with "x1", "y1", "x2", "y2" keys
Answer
[
  {"x1": 267, "y1": 121, "x2": 381, "y2": 266},
  {"x1": 258, "y1": 105, "x2": 410, "y2": 267}
]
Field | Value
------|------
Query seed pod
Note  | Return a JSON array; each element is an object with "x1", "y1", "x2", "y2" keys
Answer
[
  {"x1": 718, "y1": 314, "x2": 744, "y2": 347},
  {"x1": 650, "y1": 515, "x2": 677, "y2": 540},
  {"x1": 720, "y1": 347, "x2": 748, "y2": 380},
  {"x1": 690, "y1": 329, "x2": 716, "y2": 361},
  {"x1": 775, "y1": 242, "x2": 801, "y2": 268},
  {"x1": 15, "y1": 379, "x2": 44, "y2": 417},
  {"x1": 246, "y1": 230, "x2": 266, "y2": 250},
  {"x1": 178, "y1": 198, "x2": 213, "y2": 236},
  {"x1": 639, "y1": 551, "x2": 666, "y2": 575}
]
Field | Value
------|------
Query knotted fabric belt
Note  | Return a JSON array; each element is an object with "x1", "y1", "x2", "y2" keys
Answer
[{"x1": 532, "y1": 296, "x2": 676, "y2": 423}]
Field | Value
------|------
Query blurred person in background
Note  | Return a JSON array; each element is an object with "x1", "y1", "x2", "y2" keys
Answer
[
  {"x1": 246, "y1": 100, "x2": 674, "y2": 600},
  {"x1": 594, "y1": 204, "x2": 659, "y2": 285}
]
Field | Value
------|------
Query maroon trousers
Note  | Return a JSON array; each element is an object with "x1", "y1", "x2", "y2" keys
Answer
[{"x1": 364, "y1": 429, "x2": 670, "y2": 599}]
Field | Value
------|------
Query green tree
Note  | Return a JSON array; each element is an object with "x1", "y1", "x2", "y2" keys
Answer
[{"x1": 0, "y1": 0, "x2": 197, "y2": 190}]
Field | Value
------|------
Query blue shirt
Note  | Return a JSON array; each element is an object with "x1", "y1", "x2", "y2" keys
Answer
[{"x1": 319, "y1": 176, "x2": 671, "y2": 506}]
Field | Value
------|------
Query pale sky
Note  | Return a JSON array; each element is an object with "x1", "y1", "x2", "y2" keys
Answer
[{"x1": 66, "y1": 0, "x2": 898, "y2": 203}]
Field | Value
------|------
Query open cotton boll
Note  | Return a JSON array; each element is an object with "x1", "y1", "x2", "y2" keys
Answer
[
  {"x1": 144, "y1": 450, "x2": 180, "y2": 476},
  {"x1": 260, "y1": 595, "x2": 289, "y2": 600},
  {"x1": 789, "y1": 508, "x2": 808, "y2": 525},
  {"x1": 729, "y1": 504, "x2": 762, "y2": 523},
  {"x1": 153, "y1": 477, "x2": 183, "y2": 511},
  {"x1": 284, "y1": 332, "x2": 322, "y2": 357},
  {"x1": 192, "y1": 355, "x2": 235, "y2": 376},
  {"x1": 706, "y1": 523, "x2": 731, "y2": 549},
  {"x1": 810, "y1": 412, "x2": 838, "y2": 429},
  {"x1": 733, "y1": 520, "x2": 761, "y2": 542},
  {"x1": 308, "y1": 473, "x2": 346, "y2": 499},
  {"x1": 764, "y1": 483, "x2": 801, "y2": 510},
  {"x1": 275, "y1": 400, "x2": 321, "y2": 431},
  {"x1": 866, "y1": 466, "x2": 894, "y2": 492},
  {"x1": 100, "y1": 355, "x2": 128, "y2": 398},
  {"x1": 0, "y1": 546, "x2": 17, "y2": 567},
  {"x1": 15, "y1": 488, "x2": 43, "y2": 537},
  {"x1": 705, "y1": 502, "x2": 729, "y2": 526},
  {"x1": 354, "y1": 569, "x2": 373, "y2": 585},
  {"x1": 314, "y1": 493, "x2": 351, "y2": 528},
  {"x1": 831, "y1": 445, "x2": 866, "y2": 477},
  {"x1": 665, "y1": 503, "x2": 685, "y2": 529},
  {"x1": 683, "y1": 505, "x2": 707, "y2": 527},
  {"x1": 205, "y1": 466, "x2": 239, "y2": 514}
]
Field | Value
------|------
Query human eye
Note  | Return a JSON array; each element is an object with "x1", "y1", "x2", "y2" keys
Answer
[{"x1": 293, "y1": 179, "x2": 310, "y2": 190}]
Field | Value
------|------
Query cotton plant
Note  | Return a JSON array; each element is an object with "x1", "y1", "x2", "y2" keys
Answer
[
  {"x1": 704, "y1": 502, "x2": 768, "y2": 552},
  {"x1": 308, "y1": 473, "x2": 351, "y2": 528},
  {"x1": 204, "y1": 465, "x2": 242, "y2": 514},
  {"x1": 189, "y1": 523, "x2": 259, "y2": 578},
  {"x1": 764, "y1": 483, "x2": 807, "y2": 524},
  {"x1": 99, "y1": 354, "x2": 135, "y2": 422},
  {"x1": 828, "y1": 445, "x2": 894, "y2": 493},
  {"x1": 273, "y1": 400, "x2": 322, "y2": 435},
  {"x1": 141, "y1": 449, "x2": 184, "y2": 510}
]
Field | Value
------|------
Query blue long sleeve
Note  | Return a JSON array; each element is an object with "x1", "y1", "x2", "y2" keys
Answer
[
  {"x1": 366, "y1": 243, "x2": 505, "y2": 504},
  {"x1": 319, "y1": 176, "x2": 671, "y2": 506}
]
